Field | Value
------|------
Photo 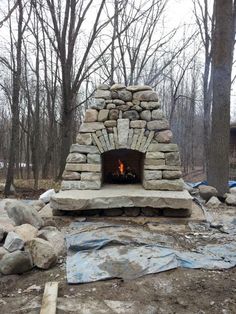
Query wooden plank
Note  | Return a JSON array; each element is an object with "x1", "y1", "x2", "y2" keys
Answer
[{"x1": 40, "y1": 282, "x2": 58, "y2": 314}]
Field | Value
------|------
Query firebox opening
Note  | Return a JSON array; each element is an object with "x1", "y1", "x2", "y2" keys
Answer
[{"x1": 102, "y1": 149, "x2": 144, "y2": 184}]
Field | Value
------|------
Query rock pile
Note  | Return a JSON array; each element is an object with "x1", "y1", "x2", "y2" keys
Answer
[
  {"x1": 62, "y1": 84, "x2": 184, "y2": 191},
  {"x1": 0, "y1": 200, "x2": 65, "y2": 275}
]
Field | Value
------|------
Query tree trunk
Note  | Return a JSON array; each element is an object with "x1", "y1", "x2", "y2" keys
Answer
[
  {"x1": 4, "y1": 0, "x2": 23, "y2": 196},
  {"x1": 208, "y1": 0, "x2": 235, "y2": 196}
]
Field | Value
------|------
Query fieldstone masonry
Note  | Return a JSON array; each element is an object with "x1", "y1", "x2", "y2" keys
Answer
[{"x1": 61, "y1": 83, "x2": 184, "y2": 192}]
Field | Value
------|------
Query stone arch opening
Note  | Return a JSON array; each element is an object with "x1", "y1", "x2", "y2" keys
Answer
[{"x1": 102, "y1": 149, "x2": 144, "y2": 184}]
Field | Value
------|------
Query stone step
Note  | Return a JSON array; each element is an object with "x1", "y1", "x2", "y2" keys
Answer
[{"x1": 50, "y1": 184, "x2": 193, "y2": 212}]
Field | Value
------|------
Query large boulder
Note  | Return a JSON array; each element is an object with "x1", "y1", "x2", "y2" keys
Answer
[
  {"x1": 3, "y1": 231, "x2": 24, "y2": 252},
  {"x1": 37, "y1": 226, "x2": 65, "y2": 256},
  {"x1": 25, "y1": 238, "x2": 57, "y2": 269},
  {"x1": 0, "y1": 251, "x2": 33, "y2": 275},
  {"x1": 206, "y1": 196, "x2": 221, "y2": 208},
  {"x1": 0, "y1": 247, "x2": 8, "y2": 260},
  {"x1": 198, "y1": 185, "x2": 218, "y2": 201},
  {"x1": 14, "y1": 224, "x2": 38, "y2": 242},
  {"x1": 5, "y1": 200, "x2": 44, "y2": 229},
  {"x1": 229, "y1": 187, "x2": 236, "y2": 195},
  {"x1": 225, "y1": 194, "x2": 236, "y2": 206}
]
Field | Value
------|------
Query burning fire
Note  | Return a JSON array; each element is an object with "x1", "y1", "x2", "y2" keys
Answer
[{"x1": 118, "y1": 159, "x2": 125, "y2": 175}]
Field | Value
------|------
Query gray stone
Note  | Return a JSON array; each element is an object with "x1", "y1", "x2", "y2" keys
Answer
[
  {"x1": 109, "y1": 109, "x2": 119, "y2": 120},
  {"x1": 133, "y1": 91, "x2": 158, "y2": 101},
  {"x1": 98, "y1": 109, "x2": 109, "y2": 122},
  {"x1": 117, "y1": 104, "x2": 132, "y2": 111},
  {"x1": 79, "y1": 122, "x2": 105, "y2": 133},
  {"x1": 50, "y1": 187, "x2": 193, "y2": 211},
  {"x1": 140, "y1": 110, "x2": 151, "y2": 121},
  {"x1": 225, "y1": 194, "x2": 236, "y2": 206},
  {"x1": 144, "y1": 164, "x2": 181, "y2": 170},
  {"x1": 0, "y1": 247, "x2": 8, "y2": 260},
  {"x1": 26, "y1": 238, "x2": 57, "y2": 269},
  {"x1": 154, "y1": 130, "x2": 173, "y2": 143},
  {"x1": 106, "y1": 103, "x2": 116, "y2": 109},
  {"x1": 163, "y1": 208, "x2": 191, "y2": 217},
  {"x1": 143, "y1": 179, "x2": 184, "y2": 191},
  {"x1": 76, "y1": 133, "x2": 93, "y2": 145},
  {"x1": 4, "y1": 231, "x2": 24, "y2": 252},
  {"x1": 65, "y1": 163, "x2": 101, "y2": 172},
  {"x1": 141, "y1": 208, "x2": 161, "y2": 217},
  {"x1": 127, "y1": 85, "x2": 152, "y2": 92},
  {"x1": 97, "y1": 84, "x2": 109, "y2": 90},
  {"x1": 146, "y1": 152, "x2": 165, "y2": 159},
  {"x1": 144, "y1": 158, "x2": 165, "y2": 166},
  {"x1": 123, "y1": 207, "x2": 140, "y2": 217},
  {"x1": 147, "y1": 119, "x2": 169, "y2": 131},
  {"x1": 62, "y1": 171, "x2": 81, "y2": 180},
  {"x1": 132, "y1": 105, "x2": 142, "y2": 112},
  {"x1": 81, "y1": 172, "x2": 101, "y2": 181},
  {"x1": 140, "y1": 101, "x2": 160, "y2": 110},
  {"x1": 113, "y1": 99, "x2": 125, "y2": 105},
  {"x1": 206, "y1": 196, "x2": 221, "y2": 208},
  {"x1": 165, "y1": 152, "x2": 181, "y2": 166},
  {"x1": 152, "y1": 109, "x2": 163, "y2": 120},
  {"x1": 14, "y1": 224, "x2": 38, "y2": 242},
  {"x1": 37, "y1": 227, "x2": 65, "y2": 256},
  {"x1": 6, "y1": 201, "x2": 44, "y2": 229},
  {"x1": 229, "y1": 187, "x2": 236, "y2": 195},
  {"x1": 91, "y1": 98, "x2": 106, "y2": 110},
  {"x1": 84, "y1": 109, "x2": 98, "y2": 122},
  {"x1": 61, "y1": 180, "x2": 101, "y2": 190},
  {"x1": 123, "y1": 110, "x2": 139, "y2": 120},
  {"x1": 70, "y1": 144, "x2": 99, "y2": 154},
  {"x1": 117, "y1": 119, "x2": 129, "y2": 147},
  {"x1": 104, "y1": 120, "x2": 117, "y2": 127},
  {"x1": 103, "y1": 208, "x2": 123, "y2": 216},
  {"x1": 117, "y1": 90, "x2": 132, "y2": 102},
  {"x1": 0, "y1": 251, "x2": 33, "y2": 274},
  {"x1": 199, "y1": 185, "x2": 218, "y2": 201},
  {"x1": 87, "y1": 154, "x2": 101, "y2": 164},
  {"x1": 143, "y1": 170, "x2": 162, "y2": 180},
  {"x1": 110, "y1": 83, "x2": 126, "y2": 90},
  {"x1": 130, "y1": 120, "x2": 146, "y2": 128},
  {"x1": 148, "y1": 143, "x2": 178, "y2": 152},
  {"x1": 94, "y1": 89, "x2": 111, "y2": 99},
  {"x1": 162, "y1": 170, "x2": 182, "y2": 179},
  {"x1": 66, "y1": 152, "x2": 86, "y2": 163}
]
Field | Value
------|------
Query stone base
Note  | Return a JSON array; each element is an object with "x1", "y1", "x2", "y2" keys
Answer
[{"x1": 50, "y1": 184, "x2": 193, "y2": 213}]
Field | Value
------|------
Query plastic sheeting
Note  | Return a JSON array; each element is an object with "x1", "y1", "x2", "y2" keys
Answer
[
  {"x1": 187, "y1": 181, "x2": 236, "y2": 188},
  {"x1": 66, "y1": 222, "x2": 236, "y2": 284}
]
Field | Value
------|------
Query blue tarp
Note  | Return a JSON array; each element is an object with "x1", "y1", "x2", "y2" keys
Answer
[
  {"x1": 66, "y1": 222, "x2": 236, "y2": 284},
  {"x1": 187, "y1": 181, "x2": 236, "y2": 188}
]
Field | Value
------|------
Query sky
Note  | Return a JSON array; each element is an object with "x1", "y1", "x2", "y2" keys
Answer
[{"x1": 0, "y1": 0, "x2": 236, "y2": 117}]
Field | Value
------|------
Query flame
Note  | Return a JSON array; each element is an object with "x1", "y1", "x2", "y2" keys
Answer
[{"x1": 118, "y1": 159, "x2": 125, "y2": 175}]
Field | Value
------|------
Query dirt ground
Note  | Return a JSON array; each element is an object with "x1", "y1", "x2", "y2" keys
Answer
[{"x1": 0, "y1": 201, "x2": 236, "y2": 314}]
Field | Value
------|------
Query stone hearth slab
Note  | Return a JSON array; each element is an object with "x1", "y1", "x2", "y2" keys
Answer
[{"x1": 50, "y1": 184, "x2": 192, "y2": 211}]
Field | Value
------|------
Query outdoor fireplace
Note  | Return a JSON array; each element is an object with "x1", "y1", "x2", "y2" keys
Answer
[
  {"x1": 51, "y1": 84, "x2": 193, "y2": 216},
  {"x1": 102, "y1": 149, "x2": 144, "y2": 184}
]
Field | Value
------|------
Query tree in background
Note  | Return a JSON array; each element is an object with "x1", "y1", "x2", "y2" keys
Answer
[{"x1": 208, "y1": 0, "x2": 236, "y2": 195}]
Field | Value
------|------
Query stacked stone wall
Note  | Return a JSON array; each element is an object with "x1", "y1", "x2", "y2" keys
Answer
[{"x1": 61, "y1": 84, "x2": 184, "y2": 191}]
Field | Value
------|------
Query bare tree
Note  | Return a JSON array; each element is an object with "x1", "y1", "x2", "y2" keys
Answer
[
  {"x1": 208, "y1": 0, "x2": 236, "y2": 195},
  {"x1": 193, "y1": 0, "x2": 214, "y2": 176}
]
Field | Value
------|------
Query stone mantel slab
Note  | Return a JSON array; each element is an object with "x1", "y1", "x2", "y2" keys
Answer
[{"x1": 50, "y1": 184, "x2": 193, "y2": 211}]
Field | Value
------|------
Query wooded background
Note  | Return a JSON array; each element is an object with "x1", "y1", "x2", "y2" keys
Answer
[{"x1": 0, "y1": 0, "x2": 235, "y2": 195}]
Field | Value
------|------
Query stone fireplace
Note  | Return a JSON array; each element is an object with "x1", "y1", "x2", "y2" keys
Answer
[{"x1": 51, "y1": 84, "x2": 193, "y2": 215}]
